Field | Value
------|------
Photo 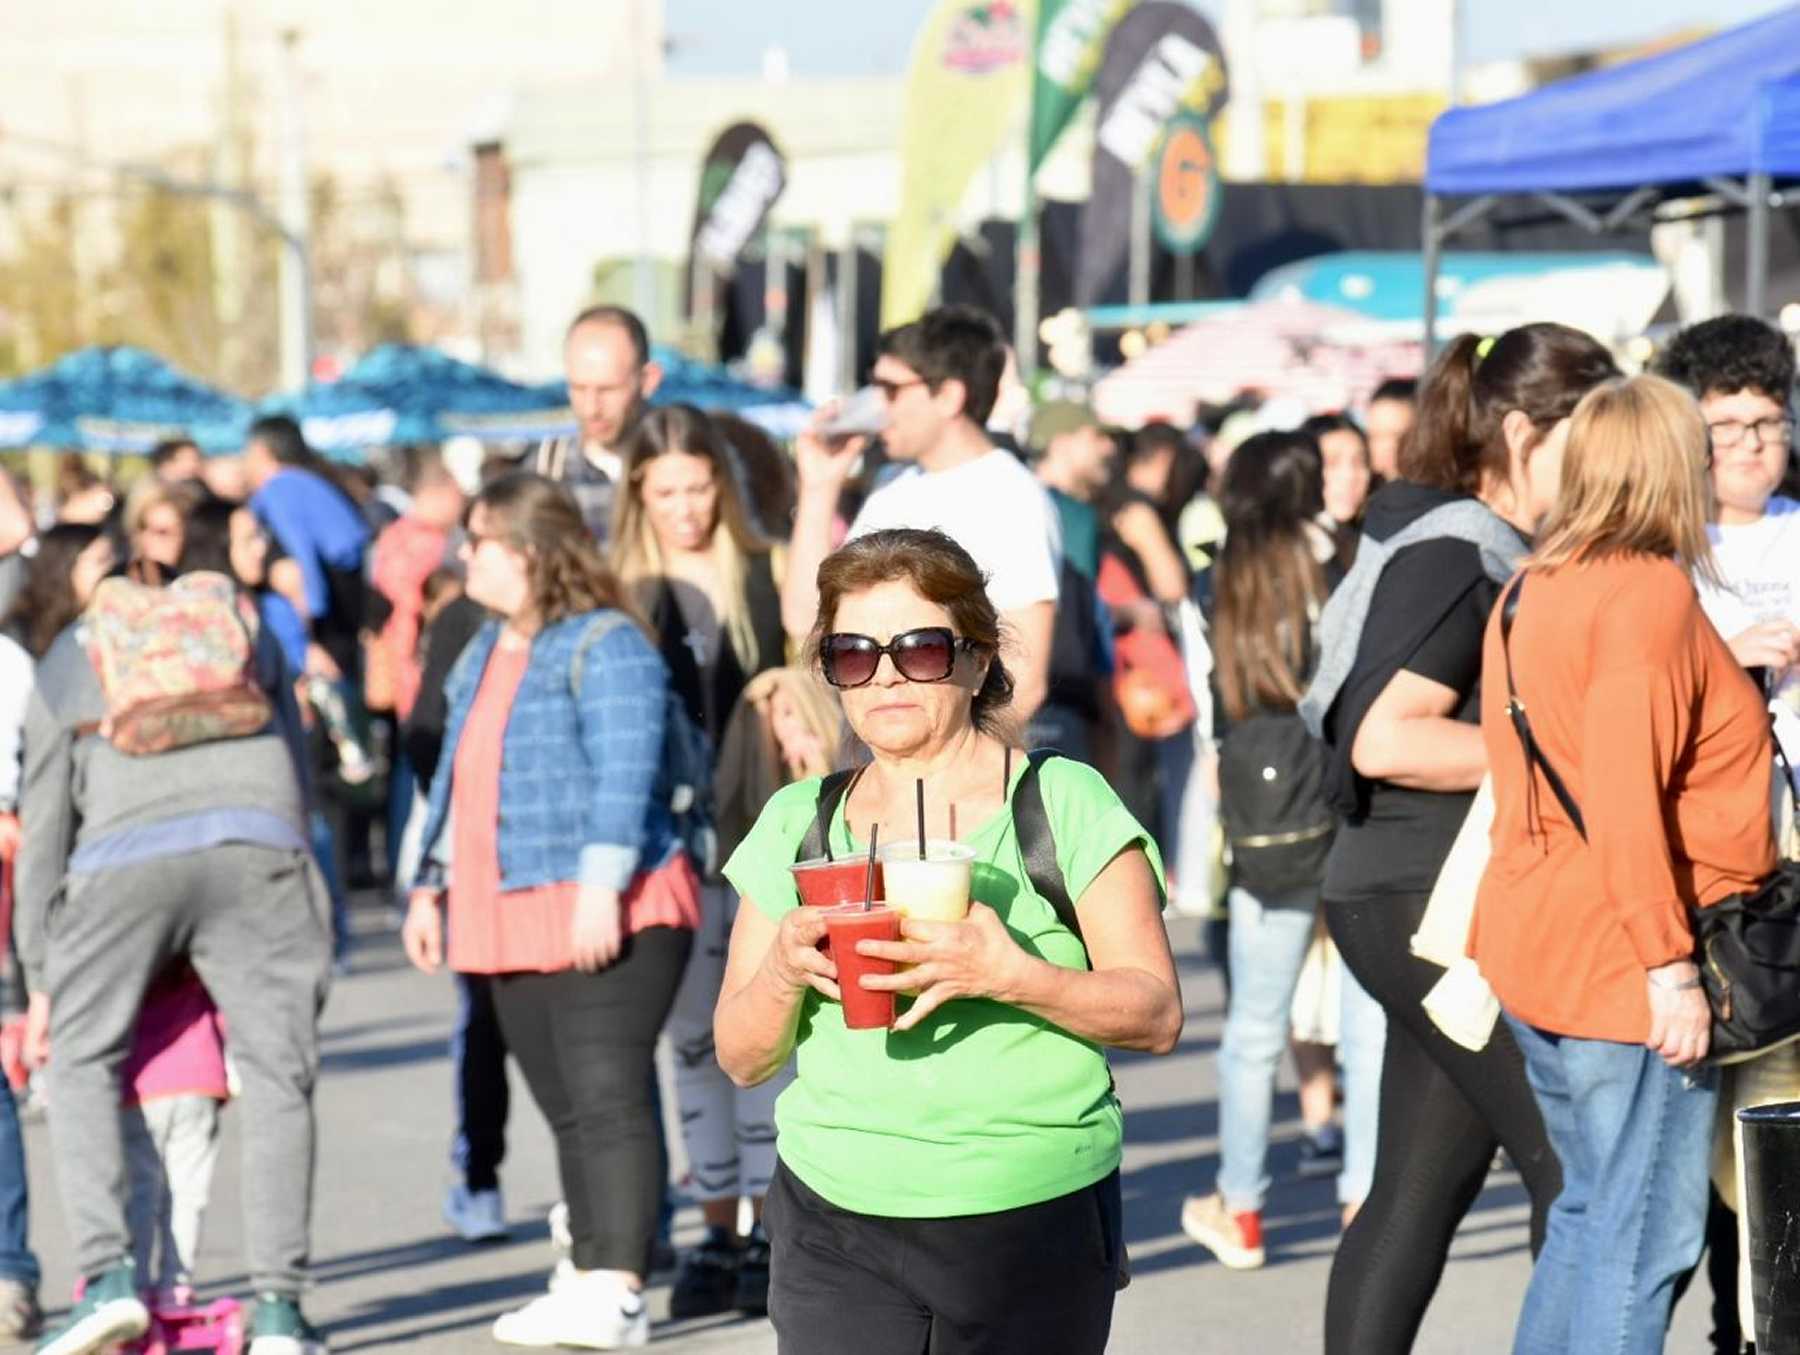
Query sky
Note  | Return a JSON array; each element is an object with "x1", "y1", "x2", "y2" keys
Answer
[{"x1": 664, "y1": 0, "x2": 1796, "y2": 79}]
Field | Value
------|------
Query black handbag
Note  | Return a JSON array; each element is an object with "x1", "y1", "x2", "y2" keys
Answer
[{"x1": 1499, "y1": 575, "x2": 1800, "y2": 1065}]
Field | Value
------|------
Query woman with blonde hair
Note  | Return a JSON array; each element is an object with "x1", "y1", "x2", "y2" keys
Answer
[
  {"x1": 714, "y1": 667, "x2": 844, "y2": 861},
  {"x1": 122, "y1": 478, "x2": 205, "y2": 573},
  {"x1": 613, "y1": 403, "x2": 795, "y2": 1318},
  {"x1": 1472, "y1": 374, "x2": 1776, "y2": 1354}
]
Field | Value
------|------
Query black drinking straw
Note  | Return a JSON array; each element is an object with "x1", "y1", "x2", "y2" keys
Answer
[
  {"x1": 862, "y1": 824, "x2": 880, "y2": 912},
  {"x1": 915, "y1": 778, "x2": 926, "y2": 859}
]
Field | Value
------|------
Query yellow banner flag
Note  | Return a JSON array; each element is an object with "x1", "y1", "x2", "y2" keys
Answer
[{"x1": 882, "y1": 0, "x2": 1037, "y2": 329}]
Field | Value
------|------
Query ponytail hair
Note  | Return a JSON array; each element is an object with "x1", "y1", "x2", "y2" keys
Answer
[{"x1": 1404, "y1": 324, "x2": 1619, "y2": 494}]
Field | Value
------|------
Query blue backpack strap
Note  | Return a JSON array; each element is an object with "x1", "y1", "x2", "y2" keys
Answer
[
  {"x1": 567, "y1": 612, "x2": 632, "y2": 696},
  {"x1": 1014, "y1": 749, "x2": 1084, "y2": 963}
]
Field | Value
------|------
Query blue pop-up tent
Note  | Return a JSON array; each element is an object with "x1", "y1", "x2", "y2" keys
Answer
[
  {"x1": 269, "y1": 343, "x2": 812, "y2": 457},
  {"x1": 0, "y1": 346, "x2": 253, "y2": 452},
  {"x1": 1422, "y1": 5, "x2": 1800, "y2": 349},
  {"x1": 263, "y1": 344, "x2": 574, "y2": 459}
]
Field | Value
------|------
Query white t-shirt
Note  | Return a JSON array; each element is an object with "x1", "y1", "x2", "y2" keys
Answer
[
  {"x1": 1700, "y1": 496, "x2": 1800, "y2": 715},
  {"x1": 848, "y1": 448, "x2": 1062, "y2": 613},
  {"x1": 1699, "y1": 496, "x2": 1800, "y2": 640}
]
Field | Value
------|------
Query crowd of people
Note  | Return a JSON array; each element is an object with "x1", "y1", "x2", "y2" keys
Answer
[{"x1": 0, "y1": 291, "x2": 1792, "y2": 1355}]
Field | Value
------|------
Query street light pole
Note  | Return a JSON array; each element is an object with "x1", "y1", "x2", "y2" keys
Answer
[{"x1": 275, "y1": 28, "x2": 313, "y2": 389}]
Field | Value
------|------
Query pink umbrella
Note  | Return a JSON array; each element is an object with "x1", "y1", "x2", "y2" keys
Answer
[{"x1": 1093, "y1": 298, "x2": 1421, "y2": 427}]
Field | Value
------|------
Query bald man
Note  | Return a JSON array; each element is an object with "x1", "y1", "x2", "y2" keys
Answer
[{"x1": 532, "y1": 305, "x2": 664, "y2": 542}]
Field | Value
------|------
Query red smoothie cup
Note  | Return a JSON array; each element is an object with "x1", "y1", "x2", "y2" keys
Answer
[
  {"x1": 822, "y1": 904, "x2": 900, "y2": 1030},
  {"x1": 791, "y1": 856, "x2": 885, "y2": 907},
  {"x1": 792, "y1": 857, "x2": 885, "y2": 954}
]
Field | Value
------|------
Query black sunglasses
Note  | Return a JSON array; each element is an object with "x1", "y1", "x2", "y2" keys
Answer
[{"x1": 819, "y1": 627, "x2": 981, "y2": 689}]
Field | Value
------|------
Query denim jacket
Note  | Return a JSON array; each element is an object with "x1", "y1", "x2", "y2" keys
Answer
[{"x1": 414, "y1": 609, "x2": 678, "y2": 893}]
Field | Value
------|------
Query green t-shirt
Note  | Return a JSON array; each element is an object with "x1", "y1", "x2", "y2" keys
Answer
[{"x1": 722, "y1": 755, "x2": 1163, "y2": 1218}]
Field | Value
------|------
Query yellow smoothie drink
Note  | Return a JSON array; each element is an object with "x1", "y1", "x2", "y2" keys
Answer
[{"x1": 878, "y1": 840, "x2": 976, "y2": 925}]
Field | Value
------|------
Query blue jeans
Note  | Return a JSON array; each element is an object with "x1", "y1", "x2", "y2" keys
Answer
[
  {"x1": 1507, "y1": 1016, "x2": 1717, "y2": 1355},
  {"x1": 1216, "y1": 885, "x2": 1385, "y2": 1211},
  {"x1": 0, "y1": 1078, "x2": 37, "y2": 1286}
]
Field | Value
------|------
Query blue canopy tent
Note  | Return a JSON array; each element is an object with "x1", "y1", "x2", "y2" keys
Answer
[
  {"x1": 0, "y1": 346, "x2": 252, "y2": 453},
  {"x1": 1422, "y1": 6, "x2": 1800, "y2": 351},
  {"x1": 269, "y1": 343, "x2": 811, "y2": 457},
  {"x1": 264, "y1": 344, "x2": 573, "y2": 459}
]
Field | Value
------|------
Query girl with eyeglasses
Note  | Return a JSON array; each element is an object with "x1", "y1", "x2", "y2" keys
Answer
[
  {"x1": 716, "y1": 526, "x2": 1183, "y2": 1355},
  {"x1": 610, "y1": 403, "x2": 795, "y2": 1320}
]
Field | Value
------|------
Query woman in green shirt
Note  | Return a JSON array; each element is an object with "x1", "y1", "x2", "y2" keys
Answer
[{"x1": 716, "y1": 527, "x2": 1183, "y2": 1355}]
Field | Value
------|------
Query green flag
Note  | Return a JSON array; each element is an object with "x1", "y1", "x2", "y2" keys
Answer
[{"x1": 1029, "y1": 0, "x2": 1133, "y2": 173}]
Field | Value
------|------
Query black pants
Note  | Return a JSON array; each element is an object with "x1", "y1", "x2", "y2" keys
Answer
[
  {"x1": 765, "y1": 1159, "x2": 1120, "y2": 1355},
  {"x1": 490, "y1": 926, "x2": 690, "y2": 1275},
  {"x1": 453, "y1": 972, "x2": 509, "y2": 1192},
  {"x1": 1323, "y1": 893, "x2": 1563, "y2": 1355}
]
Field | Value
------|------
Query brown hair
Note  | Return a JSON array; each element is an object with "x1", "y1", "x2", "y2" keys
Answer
[
  {"x1": 1212, "y1": 431, "x2": 1329, "y2": 721},
  {"x1": 1528, "y1": 375, "x2": 1718, "y2": 584},
  {"x1": 1404, "y1": 324, "x2": 1619, "y2": 494},
  {"x1": 6, "y1": 522, "x2": 106, "y2": 658},
  {"x1": 612, "y1": 404, "x2": 769, "y2": 670},
  {"x1": 807, "y1": 528, "x2": 1014, "y2": 735},
  {"x1": 471, "y1": 472, "x2": 640, "y2": 628}
]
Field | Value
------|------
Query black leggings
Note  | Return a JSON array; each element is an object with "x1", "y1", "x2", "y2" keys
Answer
[
  {"x1": 491, "y1": 926, "x2": 691, "y2": 1275},
  {"x1": 1323, "y1": 893, "x2": 1563, "y2": 1355}
]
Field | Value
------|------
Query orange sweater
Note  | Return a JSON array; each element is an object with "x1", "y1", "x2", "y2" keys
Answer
[{"x1": 1470, "y1": 556, "x2": 1775, "y2": 1044}]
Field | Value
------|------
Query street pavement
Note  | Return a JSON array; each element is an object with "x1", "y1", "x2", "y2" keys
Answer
[{"x1": 12, "y1": 910, "x2": 1715, "y2": 1352}]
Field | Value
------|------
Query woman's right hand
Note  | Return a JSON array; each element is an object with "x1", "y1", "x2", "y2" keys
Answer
[
  {"x1": 1645, "y1": 959, "x2": 1710, "y2": 1068},
  {"x1": 764, "y1": 906, "x2": 840, "y2": 1002},
  {"x1": 403, "y1": 890, "x2": 446, "y2": 974}
]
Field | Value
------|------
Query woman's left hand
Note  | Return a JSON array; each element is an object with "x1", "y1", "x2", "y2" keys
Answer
[
  {"x1": 857, "y1": 903, "x2": 1033, "y2": 1033},
  {"x1": 571, "y1": 885, "x2": 624, "y2": 973}
]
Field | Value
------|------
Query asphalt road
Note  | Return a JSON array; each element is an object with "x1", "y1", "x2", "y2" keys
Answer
[{"x1": 10, "y1": 912, "x2": 1716, "y2": 1352}]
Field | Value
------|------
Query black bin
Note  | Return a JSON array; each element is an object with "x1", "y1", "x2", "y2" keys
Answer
[{"x1": 1741, "y1": 1101, "x2": 1800, "y2": 1353}]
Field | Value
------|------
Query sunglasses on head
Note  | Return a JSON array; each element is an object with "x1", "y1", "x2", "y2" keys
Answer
[{"x1": 819, "y1": 627, "x2": 981, "y2": 689}]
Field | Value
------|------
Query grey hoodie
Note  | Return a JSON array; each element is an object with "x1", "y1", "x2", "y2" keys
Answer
[{"x1": 14, "y1": 619, "x2": 309, "y2": 990}]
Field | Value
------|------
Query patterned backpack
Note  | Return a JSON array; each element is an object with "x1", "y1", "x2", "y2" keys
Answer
[{"x1": 83, "y1": 571, "x2": 274, "y2": 755}]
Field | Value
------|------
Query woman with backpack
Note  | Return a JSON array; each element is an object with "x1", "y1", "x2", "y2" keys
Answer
[
  {"x1": 401, "y1": 472, "x2": 699, "y2": 1350},
  {"x1": 716, "y1": 526, "x2": 1182, "y2": 1355},
  {"x1": 13, "y1": 503, "x2": 329, "y2": 1355},
  {"x1": 1300, "y1": 324, "x2": 1618, "y2": 1354},
  {"x1": 609, "y1": 404, "x2": 793, "y2": 1319},
  {"x1": 1179, "y1": 432, "x2": 1384, "y2": 1269}
]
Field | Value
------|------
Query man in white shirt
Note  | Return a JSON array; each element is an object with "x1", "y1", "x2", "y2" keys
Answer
[
  {"x1": 1656, "y1": 315, "x2": 1800, "y2": 682},
  {"x1": 534, "y1": 305, "x2": 664, "y2": 543},
  {"x1": 782, "y1": 305, "x2": 1062, "y2": 724}
]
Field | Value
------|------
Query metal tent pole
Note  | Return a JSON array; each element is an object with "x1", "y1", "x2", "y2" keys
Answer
[
  {"x1": 1422, "y1": 193, "x2": 1442, "y2": 360},
  {"x1": 1748, "y1": 171, "x2": 1772, "y2": 319}
]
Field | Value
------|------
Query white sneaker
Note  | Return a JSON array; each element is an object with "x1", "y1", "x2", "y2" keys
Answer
[
  {"x1": 492, "y1": 1268, "x2": 648, "y2": 1349},
  {"x1": 443, "y1": 1184, "x2": 509, "y2": 1242}
]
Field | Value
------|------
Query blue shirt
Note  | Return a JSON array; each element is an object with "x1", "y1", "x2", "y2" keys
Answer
[{"x1": 250, "y1": 468, "x2": 370, "y2": 620}]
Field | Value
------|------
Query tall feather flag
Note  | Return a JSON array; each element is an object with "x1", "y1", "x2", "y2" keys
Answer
[{"x1": 881, "y1": 0, "x2": 1038, "y2": 328}]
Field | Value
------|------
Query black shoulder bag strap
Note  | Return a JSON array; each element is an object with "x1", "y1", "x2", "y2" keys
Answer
[
  {"x1": 1500, "y1": 575, "x2": 1588, "y2": 840},
  {"x1": 796, "y1": 766, "x2": 863, "y2": 863}
]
